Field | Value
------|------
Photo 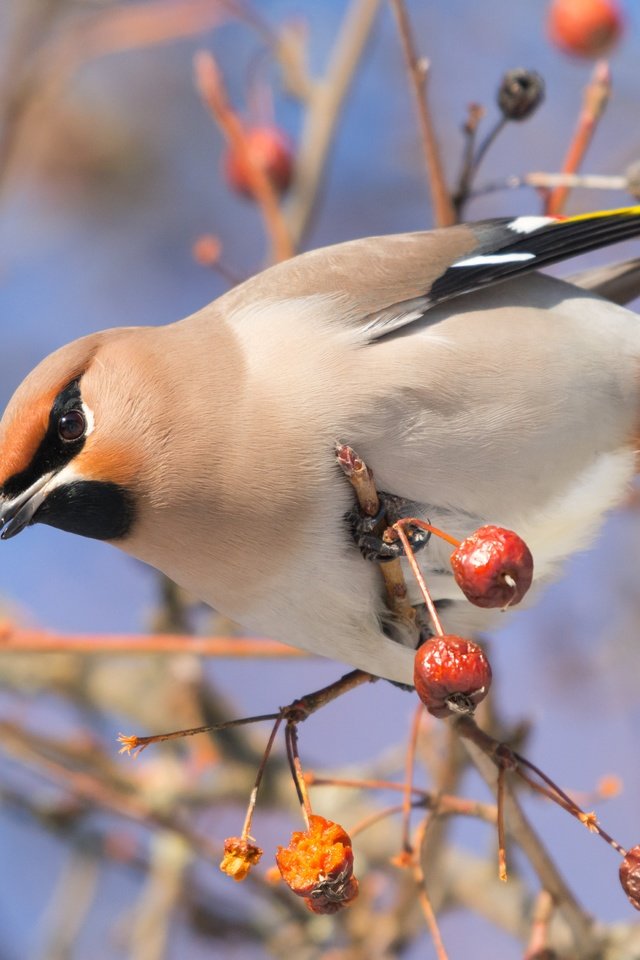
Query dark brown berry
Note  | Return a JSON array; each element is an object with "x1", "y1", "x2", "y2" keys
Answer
[
  {"x1": 497, "y1": 69, "x2": 545, "y2": 121},
  {"x1": 451, "y1": 525, "x2": 534, "y2": 609},
  {"x1": 413, "y1": 635, "x2": 492, "y2": 719},
  {"x1": 620, "y1": 845, "x2": 640, "y2": 910}
]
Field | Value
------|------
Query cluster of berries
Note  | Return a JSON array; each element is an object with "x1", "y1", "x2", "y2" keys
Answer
[
  {"x1": 412, "y1": 524, "x2": 533, "y2": 719},
  {"x1": 221, "y1": 816, "x2": 358, "y2": 915}
]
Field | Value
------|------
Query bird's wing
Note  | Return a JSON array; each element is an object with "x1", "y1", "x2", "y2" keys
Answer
[
  {"x1": 220, "y1": 206, "x2": 640, "y2": 341},
  {"x1": 566, "y1": 256, "x2": 640, "y2": 305}
]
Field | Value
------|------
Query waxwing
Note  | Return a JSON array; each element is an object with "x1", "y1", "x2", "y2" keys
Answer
[{"x1": 2, "y1": 207, "x2": 640, "y2": 686}]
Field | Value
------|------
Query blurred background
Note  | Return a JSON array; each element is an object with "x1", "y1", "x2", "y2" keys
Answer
[{"x1": 1, "y1": 1, "x2": 640, "y2": 957}]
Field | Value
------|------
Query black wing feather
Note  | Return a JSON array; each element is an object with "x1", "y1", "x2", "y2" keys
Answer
[{"x1": 428, "y1": 208, "x2": 640, "y2": 308}]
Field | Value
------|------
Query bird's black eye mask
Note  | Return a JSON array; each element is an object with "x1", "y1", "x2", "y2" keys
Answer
[{"x1": 1, "y1": 379, "x2": 87, "y2": 499}]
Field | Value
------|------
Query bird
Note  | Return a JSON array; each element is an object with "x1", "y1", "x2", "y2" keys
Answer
[{"x1": 2, "y1": 206, "x2": 640, "y2": 686}]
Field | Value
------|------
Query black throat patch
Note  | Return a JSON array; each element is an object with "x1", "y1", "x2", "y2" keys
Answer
[{"x1": 34, "y1": 480, "x2": 135, "y2": 541}]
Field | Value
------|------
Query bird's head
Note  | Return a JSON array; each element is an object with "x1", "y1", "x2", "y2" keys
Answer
[{"x1": 0, "y1": 328, "x2": 166, "y2": 543}]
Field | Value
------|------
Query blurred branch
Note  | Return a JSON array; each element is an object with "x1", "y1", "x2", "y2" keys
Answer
[
  {"x1": 284, "y1": 0, "x2": 383, "y2": 248},
  {"x1": 35, "y1": 842, "x2": 101, "y2": 960},
  {"x1": 194, "y1": 49, "x2": 294, "y2": 261},
  {"x1": 454, "y1": 716, "x2": 595, "y2": 954},
  {"x1": 545, "y1": 61, "x2": 611, "y2": 216},
  {"x1": 0, "y1": 621, "x2": 305, "y2": 657},
  {"x1": 389, "y1": 0, "x2": 456, "y2": 227},
  {"x1": 525, "y1": 890, "x2": 555, "y2": 960},
  {"x1": 0, "y1": 0, "x2": 232, "y2": 196},
  {"x1": 0, "y1": 718, "x2": 306, "y2": 918},
  {"x1": 129, "y1": 832, "x2": 191, "y2": 960},
  {"x1": 307, "y1": 771, "x2": 498, "y2": 825},
  {"x1": 474, "y1": 170, "x2": 629, "y2": 197}
]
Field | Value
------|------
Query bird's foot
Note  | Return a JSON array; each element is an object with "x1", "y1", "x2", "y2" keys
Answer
[{"x1": 347, "y1": 492, "x2": 430, "y2": 562}]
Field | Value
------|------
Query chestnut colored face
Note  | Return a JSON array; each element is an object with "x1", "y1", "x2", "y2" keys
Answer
[
  {"x1": 0, "y1": 333, "x2": 141, "y2": 543},
  {"x1": 0, "y1": 375, "x2": 135, "y2": 542}
]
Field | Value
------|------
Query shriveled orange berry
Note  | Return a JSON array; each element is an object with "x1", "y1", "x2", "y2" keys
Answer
[
  {"x1": 620, "y1": 845, "x2": 640, "y2": 910},
  {"x1": 224, "y1": 126, "x2": 293, "y2": 199},
  {"x1": 547, "y1": 0, "x2": 623, "y2": 58},
  {"x1": 276, "y1": 814, "x2": 358, "y2": 912},
  {"x1": 414, "y1": 635, "x2": 492, "y2": 719},
  {"x1": 451, "y1": 525, "x2": 533, "y2": 609},
  {"x1": 219, "y1": 836, "x2": 263, "y2": 882}
]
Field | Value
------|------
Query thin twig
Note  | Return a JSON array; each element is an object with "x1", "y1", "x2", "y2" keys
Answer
[
  {"x1": 118, "y1": 713, "x2": 281, "y2": 757},
  {"x1": 389, "y1": 0, "x2": 455, "y2": 227},
  {"x1": 285, "y1": 722, "x2": 313, "y2": 828},
  {"x1": 306, "y1": 773, "x2": 497, "y2": 824},
  {"x1": 545, "y1": 61, "x2": 611, "y2": 216},
  {"x1": 413, "y1": 818, "x2": 450, "y2": 960},
  {"x1": 241, "y1": 715, "x2": 283, "y2": 839},
  {"x1": 474, "y1": 171, "x2": 628, "y2": 198},
  {"x1": 401, "y1": 704, "x2": 424, "y2": 853},
  {"x1": 454, "y1": 715, "x2": 595, "y2": 951},
  {"x1": 511, "y1": 751, "x2": 627, "y2": 857},
  {"x1": 119, "y1": 669, "x2": 373, "y2": 758},
  {"x1": 452, "y1": 102, "x2": 486, "y2": 217},
  {"x1": 351, "y1": 801, "x2": 422, "y2": 839}
]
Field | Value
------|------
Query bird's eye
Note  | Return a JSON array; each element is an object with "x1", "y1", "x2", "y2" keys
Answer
[{"x1": 58, "y1": 409, "x2": 86, "y2": 442}]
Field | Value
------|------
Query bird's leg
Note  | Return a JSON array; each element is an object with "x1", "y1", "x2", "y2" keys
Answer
[{"x1": 347, "y1": 492, "x2": 431, "y2": 562}]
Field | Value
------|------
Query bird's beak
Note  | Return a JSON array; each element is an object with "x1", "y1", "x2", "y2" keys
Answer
[{"x1": 0, "y1": 472, "x2": 54, "y2": 539}]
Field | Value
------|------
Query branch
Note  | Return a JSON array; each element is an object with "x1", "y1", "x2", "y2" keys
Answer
[
  {"x1": 0, "y1": 622, "x2": 305, "y2": 657},
  {"x1": 389, "y1": 0, "x2": 456, "y2": 227},
  {"x1": 474, "y1": 170, "x2": 628, "y2": 197},
  {"x1": 454, "y1": 716, "x2": 595, "y2": 953},
  {"x1": 284, "y1": 0, "x2": 383, "y2": 248},
  {"x1": 545, "y1": 61, "x2": 611, "y2": 216},
  {"x1": 194, "y1": 50, "x2": 294, "y2": 262}
]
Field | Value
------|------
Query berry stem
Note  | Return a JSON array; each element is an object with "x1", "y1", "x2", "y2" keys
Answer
[
  {"x1": 240, "y1": 714, "x2": 283, "y2": 840},
  {"x1": 285, "y1": 720, "x2": 313, "y2": 829},
  {"x1": 393, "y1": 523, "x2": 446, "y2": 636},
  {"x1": 393, "y1": 517, "x2": 461, "y2": 549}
]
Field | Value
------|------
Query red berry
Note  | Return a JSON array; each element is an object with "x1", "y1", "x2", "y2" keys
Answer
[
  {"x1": 224, "y1": 126, "x2": 293, "y2": 199},
  {"x1": 413, "y1": 635, "x2": 492, "y2": 719},
  {"x1": 547, "y1": 0, "x2": 623, "y2": 58},
  {"x1": 620, "y1": 845, "x2": 640, "y2": 910},
  {"x1": 450, "y1": 525, "x2": 534, "y2": 609}
]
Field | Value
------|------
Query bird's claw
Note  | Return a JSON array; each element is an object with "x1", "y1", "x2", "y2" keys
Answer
[{"x1": 347, "y1": 492, "x2": 430, "y2": 562}]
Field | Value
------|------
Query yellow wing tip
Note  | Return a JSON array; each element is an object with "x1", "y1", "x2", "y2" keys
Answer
[{"x1": 561, "y1": 205, "x2": 640, "y2": 223}]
